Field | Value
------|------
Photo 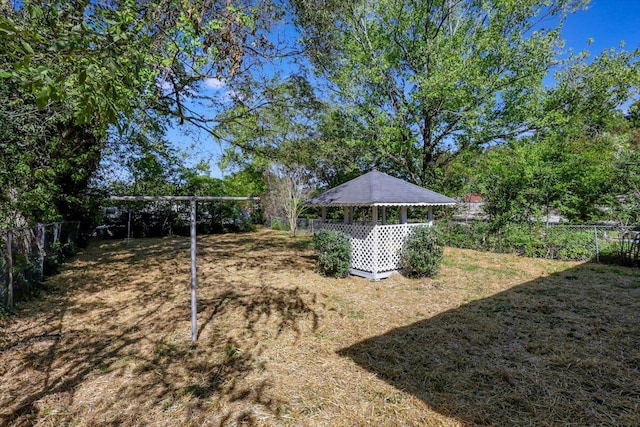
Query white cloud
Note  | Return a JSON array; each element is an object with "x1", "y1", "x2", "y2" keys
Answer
[{"x1": 204, "y1": 77, "x2": 226, "y2": 90}]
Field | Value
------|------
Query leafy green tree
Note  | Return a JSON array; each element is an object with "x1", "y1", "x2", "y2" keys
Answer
[
  {"x1": 292, "y1": 0, "x2": 589, "y2": 186},
  {"x1": 0, "y1": 0, "x2": 282, "y2": 228},
  {"x1": 543, "y1": 47, "x2": 640, "y2": 138},
  {"x1": 627, "y1": 100, "x2": 640, "y2": 129},
  {"x1": 215, "y1": 75, "x2": 324, "y2": 230},
  {"x1": 472, "y1": 135, "x2": 621, "y2": 227},
  {"x1": 308, "y1": 108, "x2": 379, "y2": 188},
  {"x1": 216, "y1": 75, "x2": 325, "y2": 167},
  {"x1": 448, "y1": 39, "x2": 639, "y2": 226},
  {"x1": 263, "y1": 163, "x2": 314, "y2": 236},
  {"x1": 610, "y1": 111, "x2": 640, "y2": 226},
  {"x1": 0, "y1": 37, "x2": 104, "y2": 228},
  {"x1": 0, "y1": 0, "x2": 281, "y2": 130},
  {"x1": 223, "y1": 167, "x2": 266, "y2": 197}
]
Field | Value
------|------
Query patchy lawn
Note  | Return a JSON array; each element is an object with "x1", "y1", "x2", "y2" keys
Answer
[{"x1": 1, "y1": 228, "x2": 639, "y2": 426}]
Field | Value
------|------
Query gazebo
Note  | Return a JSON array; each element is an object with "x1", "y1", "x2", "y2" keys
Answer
[{"x1": 307, "y1": 170, "x2": 457, "y2": 279}]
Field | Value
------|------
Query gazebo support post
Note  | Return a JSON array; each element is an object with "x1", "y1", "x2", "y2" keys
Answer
[
  {"x1": 321, "y1": 207, "x2": 326, "y2": 223},
  {"x1": 381, "y1": 207, "x2": 387, "y2": 225},
  {"x1": 428, "y1": 207, "x2": 433, "y2": 226},
  {"x1": 343, "y1": 207, "x2": 349, "y2": 224},
  {"x1": 372, "y1": 206, "x2": 380, "y2": 279},
  {"x1": 400, "y1": 206, "x2": 408, "y2": 224}
]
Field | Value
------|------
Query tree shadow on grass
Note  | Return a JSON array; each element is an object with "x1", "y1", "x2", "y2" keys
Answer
[
  {"x1": 71, "y1": 231, "x2": 316, "y2": 280},
  {"x1": 338, "y1": 263, "x2": 640, "y2": 426},
  {"x1": 0, "y1": 232, "x2": 320, "y2": 426}
]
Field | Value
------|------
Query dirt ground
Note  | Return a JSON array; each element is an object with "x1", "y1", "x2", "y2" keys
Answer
[{"x1": 1, "y1": 228, "x2": 639, "y2": 426}]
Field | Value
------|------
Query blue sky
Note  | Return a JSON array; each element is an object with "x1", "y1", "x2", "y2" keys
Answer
[
  {"x1": 168, "y1": 0, "x2": 640, "y2": 179},
  {"x1": 562, "y1": 0, "x2": 640, "y2": 53}
]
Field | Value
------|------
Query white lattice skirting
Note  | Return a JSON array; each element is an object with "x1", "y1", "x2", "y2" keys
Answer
[{"x1": 321, "y1": 223, "x2": 428, "y2": 279}]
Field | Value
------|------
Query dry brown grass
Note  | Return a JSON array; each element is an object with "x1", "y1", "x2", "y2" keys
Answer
[{"x1": 1, "y1": 228, "x2": 639, "y2": 426}]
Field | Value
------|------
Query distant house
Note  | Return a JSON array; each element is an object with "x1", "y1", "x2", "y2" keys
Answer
[
  {"x1": 464, "y1": 194, "x2": 483, "y2": 203},
  {"x1": 453, "y1": 194, "x2": 486, "y2": 221}
]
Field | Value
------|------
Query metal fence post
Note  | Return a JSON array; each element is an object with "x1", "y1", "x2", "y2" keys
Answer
[
  {"x1": 594, "y1": 225, "x2": 600, "y2": 263},
  {"x1": 53, "y1": 222, "x2": 61, "y2": 246},
  {"x1": 6, "y1": 230, "x2": 13, "y2": 310},
  {"x1": 37, "y1": 223, "x2": 45, "y2": 281}
]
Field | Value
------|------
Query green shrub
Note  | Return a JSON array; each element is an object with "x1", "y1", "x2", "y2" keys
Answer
[
  {"x1": 445, "y1": 223, "x2": 478, "y2": 249},
  {"x1": 545, "y1": 229, "x2": 593, "y2": 261},
  {"x1": 445, "y1": 222, "x2": 493, "y2": 251},
  {"x1": 501, "y1": 224, "x2": 545, "y2": 257},
  {"x1": 614, "y1": 230, "x2": 640, "y2": 267},
  {"x1": 402, "y1": 226, "x2": 444, "y2": 278},
  {"x1": 44, "y1": 241, "x2": 76, "y2": 275},
  {"x1": 313, "y1": 229, "x2": 352, "y2": 278}
]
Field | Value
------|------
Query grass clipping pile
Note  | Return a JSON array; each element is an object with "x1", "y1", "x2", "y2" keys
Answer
[{"x1": 1, "y1": 228, "x2": 639, "y2": 426}]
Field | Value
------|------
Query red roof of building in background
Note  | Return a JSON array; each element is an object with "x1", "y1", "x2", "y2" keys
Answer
[{"x1": 464, "y1": 194, "x2": 483, "y2": 203}]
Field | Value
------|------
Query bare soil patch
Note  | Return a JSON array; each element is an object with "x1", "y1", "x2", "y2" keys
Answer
[{"x1": 1, "y1": 228, "x2": 639, "y2": 426}]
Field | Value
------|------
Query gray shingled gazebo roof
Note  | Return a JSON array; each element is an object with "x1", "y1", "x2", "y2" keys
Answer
[{"x1": 307, "y1": 170, "x2": 457, "y2": 207}]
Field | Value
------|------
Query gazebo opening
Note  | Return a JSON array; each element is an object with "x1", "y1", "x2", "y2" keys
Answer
[{"x1": 307, "y1": 170, "x2": 457, "y2": 280}]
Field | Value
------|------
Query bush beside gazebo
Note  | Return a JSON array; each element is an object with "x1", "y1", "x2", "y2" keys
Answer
[{"x1": 307, "y1": 170, "x2": 457, "y2": 279}]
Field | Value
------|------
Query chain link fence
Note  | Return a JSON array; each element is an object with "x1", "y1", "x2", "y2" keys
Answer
[
  {"x1": 444, "y1": 221, "x2": 639, "y2": 263},
  {"x1": 1, "y1": 222, "x2": 80, "y2": 310},
  {"x1": 265, "y1": 216, "x2": 640, "y2": 266},
  {"x1": 277, "y1": 217, "x2": 639, "y2": 264},
  {"x1": 267, "y1": 217, "x2": 324, "y2": 234}
]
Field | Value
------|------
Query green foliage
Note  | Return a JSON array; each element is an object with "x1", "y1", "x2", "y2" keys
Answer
[
  {"x1": 609, "y1": 136, "x2": 640, "y2": 226},
  {"x1": 0, "y1": 0, "x2": 280, "y2": 130},
  {"x1": 445, "y1": 42, "x2": 640, "y2": 226},
  {"x1": 402, "y1": 226, "x2": 444, "y2": 278},
  {"x1": 444, "y1": 222, "x2": 596, "y2": 261},
  {"x1": 215, "y1": 76, "x2": 321, "y2": 233},
  {"x1": 545, "y1": 228, "x2": 594, "y2": 261},
  {"x1": 500, "y1": 224, "x2": 546, "y2": 258},
  {"x1": 43, "y1": 241, "x2": 73, "y2": 275},
  {"x1": 271, "y1": 218, "x2": 283, "y2": 230},
  {"x1": 217, "y1": 75, "x2": 325, "y2": 169},
  {"x1": 313, "y1": 229, "x2": 352, "y2": 278},
  {"x1": 612, "y1": 230, "x2": 640, "y2": 267},
  {"x1": 12, "y1": 257, "x2": 42, "y2": 300},
  {"x1": 0, "y1": 57, "x2": 106, "y2": 227},
  {"x1": 0, "y1": 0, "x2": 280, "y2": 230},
  {"x1": 293, "y1": 0, "x2": 591, "y2": 187},
  {"x1": 445, "y1": 222, "x2": 484, "y2": 251}
]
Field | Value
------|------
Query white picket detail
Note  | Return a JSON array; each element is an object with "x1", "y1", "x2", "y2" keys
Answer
[{"x1": 322, "y1": 223, "x2": 426, "y2": 275}]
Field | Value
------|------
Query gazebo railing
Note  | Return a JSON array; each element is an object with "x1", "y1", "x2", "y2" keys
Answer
[{"x1": 321, "y1": 222, "x2": 427, "y2": 276}]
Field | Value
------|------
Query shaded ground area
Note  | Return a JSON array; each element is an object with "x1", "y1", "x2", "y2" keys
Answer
[
  {"x1": 339, "y1": 262, "x2": 640, "y2": 425},
  {"x1": 0, "y1": 228, "x2": 638, "y2": 426}
]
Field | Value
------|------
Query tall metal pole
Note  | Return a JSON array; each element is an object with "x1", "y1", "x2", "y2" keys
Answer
[
  {"x1": 108, "y1": 195, "x2": 259, "y2": 342},
  {"x1": 190, "y1": 198, "x2": 198, "y2": 342}
]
